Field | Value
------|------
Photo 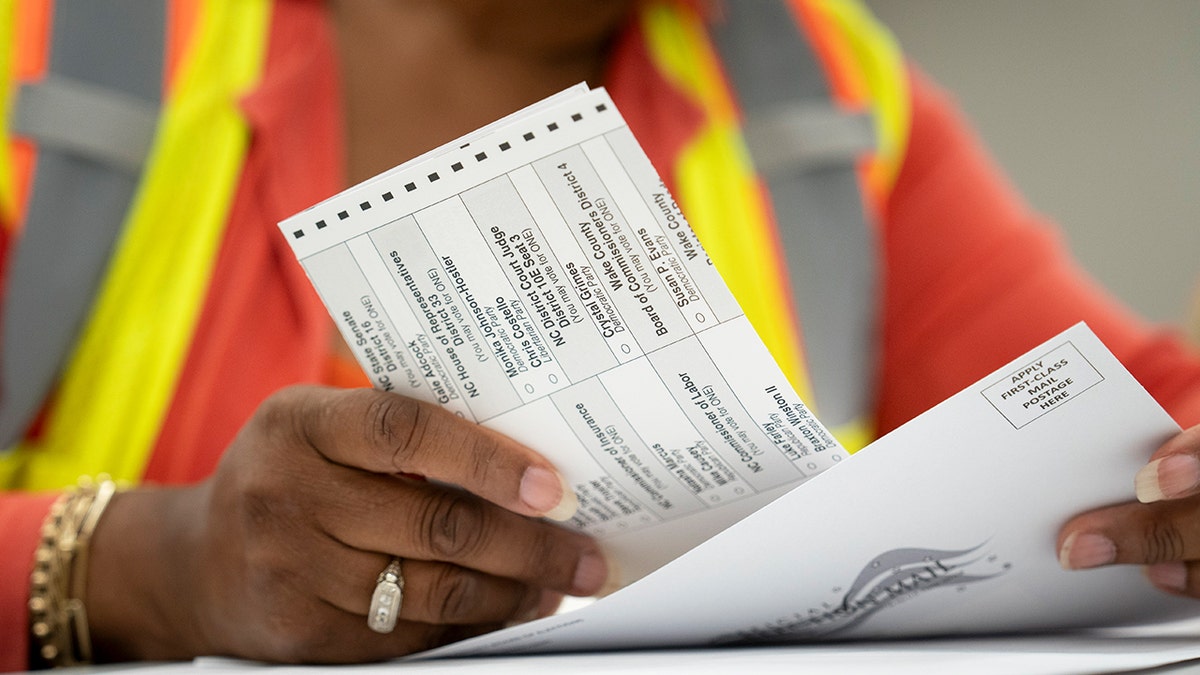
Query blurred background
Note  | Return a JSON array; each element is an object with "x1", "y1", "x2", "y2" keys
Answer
[{"x1": 864, "y1": 0, "x2": 1200, "y2": 336}]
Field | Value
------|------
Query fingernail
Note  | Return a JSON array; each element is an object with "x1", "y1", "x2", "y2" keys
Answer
[
  {"x1": 1145, "y1": 562, "x2": 1188, "y2": 594},
  {"x1": 1136, "y1": 455, "x2": 1200, "y2": 503},
  {"x1": 543, "y1": 478, "x2": 578, "y2": 522},
  {"x1": 520, "y1": 467, "x2": 577, "y2": 521},
  {"x1": 1059, "y1": 532, "x2": 1116, "y2": 570},
  {"x1": 596, "y1": 567, "x2": 623, "y2": 598},
  {"x1": 571, "y1": 549, "x2": 609, "y2": 596}
]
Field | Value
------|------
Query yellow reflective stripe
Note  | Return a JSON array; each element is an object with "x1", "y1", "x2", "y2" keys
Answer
[
  {"x1": 638, "y1": 3, "x2": 735, "y2": 122},
  {"x1": 640, "y1": 3, "x2": 815, "y2": 408},
  {"x1": 0, "y1": 0, "x2": 18, "y2": 223},
  {"x1": 0, "y1": 0, "x2": 271, "y2": 490},
  {"x1": 807, "y1": 0, "x2": 909, "y2": 196},
  {"x1": 828, "y1": 417, "x2": 872, "y2": 454}
]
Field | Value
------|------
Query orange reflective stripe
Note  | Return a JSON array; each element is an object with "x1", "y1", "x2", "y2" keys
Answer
[
  {"x1": 12, "y1": 0, "x2": 49, "y2": 82},
  {"x1": 792, "y1": 0, "x2": 869, "y2": 104},
  {"x1": 0, "y1": 0, "x2": 51, "y2": 228},
  {"x1": 165, "y1": 0, "x2": 200, "y2": 95}
]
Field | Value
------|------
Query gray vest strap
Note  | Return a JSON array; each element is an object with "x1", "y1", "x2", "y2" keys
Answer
[
  {"x1": 742, "y1": 103, "x2": 875, "y2": 175},
  {"x1": 13, "y1": 74, "x2": 159, "y2": 172},
  {"x1": 710, "y1": 1, "x2": 878, "y2": 429},
  {"x1": 0, "y1": 0, "x2": 165, "y2": 448}
]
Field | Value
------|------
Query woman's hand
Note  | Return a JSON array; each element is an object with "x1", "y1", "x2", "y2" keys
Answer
[
  {"x1": 1058, "y1": 424, "x2": 1200, "y2": 595},
  {"x1": 83, "y1": 385, "x2": 607, "y2": 663}
]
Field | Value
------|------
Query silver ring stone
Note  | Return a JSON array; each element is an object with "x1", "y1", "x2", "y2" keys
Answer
[{"x1": 368, "y1": 558, "x2": 404, "y2": 634}]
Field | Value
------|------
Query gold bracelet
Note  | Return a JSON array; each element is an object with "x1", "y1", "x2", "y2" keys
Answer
[{"x1": 29, "y1": 476, "x2": 118, "y2": 668}]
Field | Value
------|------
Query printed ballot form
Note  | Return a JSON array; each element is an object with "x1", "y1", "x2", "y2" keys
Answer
[
  {"x1": 281, "y1": 85, "x2": 844, "y2": 581},
  {"x1": 280, "y1": 86, "x2": 1199, "y2": 654}
]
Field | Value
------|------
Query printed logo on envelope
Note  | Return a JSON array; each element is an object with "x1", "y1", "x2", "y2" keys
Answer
[
  {"x1": 982, "y1": 341, "x2": 1105, "y2": 429},
  {"x1": 714, "y1": 543, "x2": 1010, "y2": 643}
]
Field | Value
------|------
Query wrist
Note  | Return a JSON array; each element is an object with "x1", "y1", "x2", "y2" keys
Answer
[{"x1": 85, "y1": 483, "x2": 208, "y2": 662}]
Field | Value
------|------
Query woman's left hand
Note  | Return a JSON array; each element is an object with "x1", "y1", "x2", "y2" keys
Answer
[{"x1": 1058, "y1": 424, "x2": 1200, "y2": 596}]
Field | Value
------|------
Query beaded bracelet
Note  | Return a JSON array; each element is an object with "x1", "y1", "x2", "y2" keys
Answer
[{"x1": 28, "y1": 477, "x2": 118, "y2": 668}]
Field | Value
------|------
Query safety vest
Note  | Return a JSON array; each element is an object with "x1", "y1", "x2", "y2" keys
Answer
[
  {"x1": 0, "y1": 0, "x2": 907, "y2": 491},
  {"x1": 0, "y1": 0, "x2": 271, "y2": 489}
]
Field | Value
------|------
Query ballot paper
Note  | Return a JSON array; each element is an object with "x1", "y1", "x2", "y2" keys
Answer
[
  {"x1": 412, "y1": 322, "x2": 1199, "y2": 656},
  {"x1": 280, "y1": 85, "x2": 845, "y2": 582},
  {"x1": 279, "y1": 86, "x2": 1199, "y2": 654}
]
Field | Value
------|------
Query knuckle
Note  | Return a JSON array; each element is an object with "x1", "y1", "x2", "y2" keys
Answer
[
  {"x1": 239, "y1": 486, "x2": 278, "y2": 534},
  {"x1": 257, "y1": 386, "x2": 308, "y2": 437},
  {"x1": 429, "y1": 566, "x2": 480, "y2": 623},
  {"x1": 255, "y1": 388, "x2": 293, "y2": 428},
  {"x1": 244, "y1": 535, "x2": 300, "y2": 595},
  {"x1": 1143, "y1": 522, "x2": 1186, "y2": 564},
  {"x1": 240, "y1": 563, "x2": 328, "y2": 662},
  {"x1": 248, "y1": 386, "x2": 323, "y2": 458},
  {"x1": 219, "y1": 456, "x2": 284, "y2": 536},
  {"x1": 417, "y1": 492, "x2": 489, "y2": 560},
  {"x1": 463, "y1": 435, "x2": 504, "y2": 492},
  {"x1": 227, "y1": 470, "x2": 309, "y2": 566},
  {"x1": 363, "y1": 393, "x2": 425, "y2": 471},
  {"x1": 232, "y1": 461, "x2": 303, "y2": 535}
]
